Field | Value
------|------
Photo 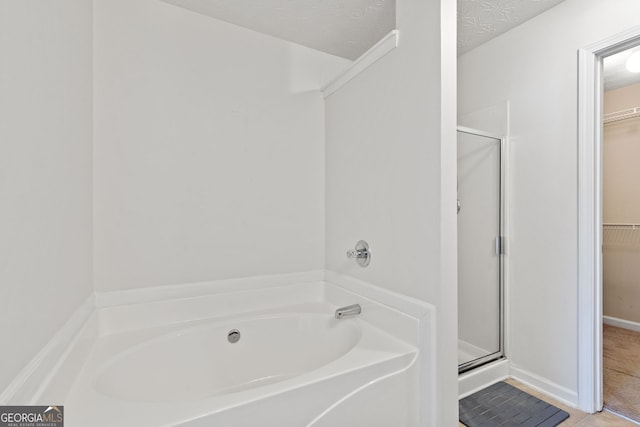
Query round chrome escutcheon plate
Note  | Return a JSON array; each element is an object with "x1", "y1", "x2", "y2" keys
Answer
[{"x1": 227, "y1": 329, "x2": 240, "y2": 343}]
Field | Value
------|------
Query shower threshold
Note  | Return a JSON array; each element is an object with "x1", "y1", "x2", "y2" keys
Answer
[{"x1": 458, "y1": 339, "x2": 504, "y2": 374}]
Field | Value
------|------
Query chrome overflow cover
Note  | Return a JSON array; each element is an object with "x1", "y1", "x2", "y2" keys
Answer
[{"x1": 227, "y1": 329, "x2": 240, "y2": 343}]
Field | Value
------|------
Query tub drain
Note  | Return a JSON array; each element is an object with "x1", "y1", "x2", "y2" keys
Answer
[{"x1": 227, "y1": 329, "x2": 240, "y2": 343}]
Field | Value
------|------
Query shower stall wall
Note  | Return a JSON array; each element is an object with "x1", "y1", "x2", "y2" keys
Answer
[{"x1": 457, "y1": 127, "x2": 505, "y2": 373}]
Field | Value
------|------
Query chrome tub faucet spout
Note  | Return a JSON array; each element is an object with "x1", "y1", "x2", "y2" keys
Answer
[{"x1": 335, "y1": 304, "x2": 362, "y2": 319}]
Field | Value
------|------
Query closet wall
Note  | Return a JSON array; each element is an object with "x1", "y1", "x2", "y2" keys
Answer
[{"x1": 603, "y1": 82, "x2": 640, "y2": 325}]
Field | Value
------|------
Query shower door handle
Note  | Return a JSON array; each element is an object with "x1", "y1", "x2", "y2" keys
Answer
[{"x1": 495, "y1": 235, "x2": 503, "y2": 255}]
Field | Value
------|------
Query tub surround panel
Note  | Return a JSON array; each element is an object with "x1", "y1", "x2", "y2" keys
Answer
[
  {"x1": 95, "y1": 270, "x2": 325, "y2": 308},
  {"x1": 94, "y1": 0, "x2": 346, "y2": 292},
  {"x1": 97, "y1": 283, "x2": 326, "y2": 335},
  {"x1": 325, "y1": 270, "x2": 432, "y2": 320},
  {"x1": 91, "y1": 270, "x2": 431, "y2": 348},
  {"x1": 0, "y1": 0, "x2": 94, "y2": 394},
  {"x1": 94, "y1": 274, "x2": 430, "y2": 349},
  {"x1": 324, "y1": 283, "x2": 423, "y2": 348}
]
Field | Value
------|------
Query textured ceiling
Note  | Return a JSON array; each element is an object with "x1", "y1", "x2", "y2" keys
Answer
[
  {"x1": 161, "y1": 0, "x2": 572, "y2": 60},
  {"x1": 458, "y1": 0, "x2": 566, "y2": 55},
  {"x1": 161, "y1": 0, "x2": 395, "y2": 60},
  {"x1": 604, "y1": 48, "x2": 640, "y2": 92}
]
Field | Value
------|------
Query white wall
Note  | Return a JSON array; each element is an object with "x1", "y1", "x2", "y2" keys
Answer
[
  {"x1": 93, "y1": 0, "x2": 350, "y2": 291},
  {"x1": 0, "y1": 0, "x2": 93, "y2": 391},
  {"x1": 324, "y1": 0, "x2": 458, "y2": 424},
  {"x1": 459, "y1": 0, "x2": 640, "y2": 404}
]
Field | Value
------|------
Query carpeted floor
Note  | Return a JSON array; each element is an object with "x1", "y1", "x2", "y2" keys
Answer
[{"x1": 603, "y1": 324, "x2": 640, "y2": 422}]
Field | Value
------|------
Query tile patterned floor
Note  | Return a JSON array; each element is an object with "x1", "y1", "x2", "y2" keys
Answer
[{"x1": 458, "y1": 378, "x2": 639, "y2": 427}]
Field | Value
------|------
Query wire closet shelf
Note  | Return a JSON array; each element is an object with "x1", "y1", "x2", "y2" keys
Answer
[
  {"x1": 603, "y1": 223, "x2": 640, "y2": 248},
  {"x1": 603, "y1": 107, "x2": 640, "y2": 124}
]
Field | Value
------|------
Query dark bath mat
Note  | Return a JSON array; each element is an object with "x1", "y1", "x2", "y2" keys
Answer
[{"x1": 459, "y1": 381, "x2": 569, "y2": 427}]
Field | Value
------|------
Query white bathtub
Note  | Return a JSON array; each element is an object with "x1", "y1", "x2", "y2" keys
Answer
[
  {"x1": 94, "y1": 312, "x2": 362, "y2": 402},
  {"x1": 61, "y1": 284, "x2": 423, "y2": 427}
]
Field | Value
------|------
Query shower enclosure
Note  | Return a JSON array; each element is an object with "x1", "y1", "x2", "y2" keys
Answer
[{"x1": 457, "y1": 127, "x2": 505, "y2": 373}]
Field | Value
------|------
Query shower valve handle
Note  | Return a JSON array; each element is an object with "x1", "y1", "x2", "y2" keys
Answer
[
  {"x1": 346, "y1": 249, "x2": 366, "y2": 259},
  {"x1": 346, "y1": 240, "x2": 370, "y2": 268}
]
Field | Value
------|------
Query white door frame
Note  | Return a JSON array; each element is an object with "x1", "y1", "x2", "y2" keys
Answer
[{"x1": 578, "y1": 26, "x2": 640, "y2": 413}]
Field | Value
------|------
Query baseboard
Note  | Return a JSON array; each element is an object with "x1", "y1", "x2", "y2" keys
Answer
[
  {"x1": 603, "y1": 408, "x2": 640, "y2": 426},
  {"x1": 95, "y1": 270, "x2": 326, "y2": 308},
  {"x1": 459, "y1": 359, "x2": 510, "y2": 399},
  {"x1": 603, "y1": 315, "x2": 640, "y2": 332},
  {"x1": 509, "y1": 365, "x2": 578, "y2": 408},
  {"x1": 0, "y1": 295, "x2": 95, "y2": 404}
]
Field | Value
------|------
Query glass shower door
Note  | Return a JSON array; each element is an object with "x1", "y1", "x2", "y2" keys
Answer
[{"x1": 457, "y1": 128, "x2": 503, "y2": 373}]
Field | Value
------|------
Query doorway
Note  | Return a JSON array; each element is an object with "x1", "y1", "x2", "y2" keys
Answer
[
  {"x1": 457, "y1": 127, "x2": 505, "y2": 374},
  {"x1": 600, "y1": 48, "x2": 640, "y2": 421},
  {"x1": 577, "y1": 26, "x2": 640, "y2": 414}
]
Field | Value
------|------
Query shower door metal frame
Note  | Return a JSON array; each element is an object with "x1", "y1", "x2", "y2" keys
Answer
[{"x1": 457, "y1": 126, "x2": 506, "y2": 374}]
